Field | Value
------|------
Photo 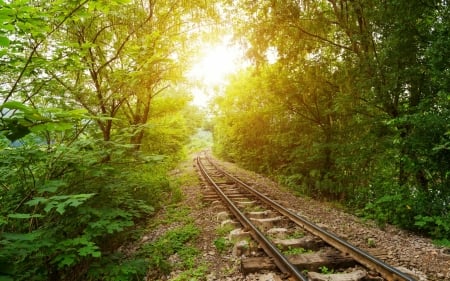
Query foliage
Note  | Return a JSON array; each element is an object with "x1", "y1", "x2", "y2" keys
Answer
[
  {"x1": 282, "y1": 247, "x2": 311, "y2": 256},
  {"x1": 319, "y1": 266, "x2": 334, "y2": 275},
  {"x1": 187, "y1": 129, "x2": 213, "y2": 154},
  {"x1": 213, "y1": 223, "x2": 233, "y2": 254},
  {"x1": 0, "y1": 127, "x2": 180, "y2": 280},
  {"x1": 433, "y1": 239, "x2": 450, "y2": 248},
  {"x1": 212, "y1": 0, "x2": 450, "y2": 239},
  {"x1": 0, "y1": 0, "x2": 213, "y2": 280},
  {"x1": 414, "y1": 215, "x2": 450, "y2": 240},
  {"x1": 170, "y1": 264, "x2": 209, "y2": 281},
  {"x1": 143, "y1": 224, "x2": 200, "y2": 277},
  {"x1": 215, "y1": 224, "x2": 235, "y2": 237},
  {"x1": 286, "y1": 231, "x2": 305, "y2": 239},
  {"x1": 213, "y1": 237, "x2": 231, "y2": 254}
]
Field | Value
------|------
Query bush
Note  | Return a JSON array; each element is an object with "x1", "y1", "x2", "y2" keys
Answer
[{"x1": 0, "y1": 137, "x2": 170, "y2": 281}]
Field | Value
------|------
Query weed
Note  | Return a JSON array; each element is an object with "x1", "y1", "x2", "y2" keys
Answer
[
  {"x1": 214, "y1": 237, "x2": 231, "y2": 253},
  {"x1": 215, "y1": 223, "x2": 235, "y2": 237},
  {"x1": 144, "y1": 224, "x2": 200, "y2": 275},
  {"x1": 319, "y1": 266, "x2": 334, "y2": 274},
  {"x1": 245, "y1": 205, "x2": 264, "y2": 212},
  {"x1": 433, "y1": 238, "x2": 450, "y2": 248},
  {"x1": 367, "y1": 238, "x2": 376, "y2": 248},
  {"x1": 174, "y1": 170, "x2": 200, "y2": 187},
  {"x1": 222, "y1": 264, "x2": 236, "y2": 275},
  {"x1": 161, "y1": 204, "x2": 193, "y2": 224},
  {"x1": 286, "y1": 230, "x2": 305, "y2": 239},
  {"x1": 171, "y1": 264, "x2": 209, "y2": 281},
  {"x1": 178, "y1": 246, "x2": 200, "y2": 269},
  {"x1": 282, "y1": 247, "x2": 311, "y2": 255}
]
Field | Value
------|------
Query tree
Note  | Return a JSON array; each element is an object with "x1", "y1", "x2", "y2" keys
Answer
[
  {"x1": 213, "y1": 0, "x2": 450, "y2": 236},
  {"x1": 0, "y1": 0, "x2": 219, "y2": 279}
]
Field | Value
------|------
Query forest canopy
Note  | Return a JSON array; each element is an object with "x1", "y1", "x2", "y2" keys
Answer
[{"x1": 213, "y1": 0, "x2": 450, "y2": 241}]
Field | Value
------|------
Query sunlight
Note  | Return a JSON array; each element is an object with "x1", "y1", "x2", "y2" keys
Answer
[
  {"x1": 188, "y1": 39, "x2": 244, "y2": 107},
  {"x1": 189, "y1": 43, "x2": 240, "y2": 85}
]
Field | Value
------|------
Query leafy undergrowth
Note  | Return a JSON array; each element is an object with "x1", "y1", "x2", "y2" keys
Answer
[
  {"x1": 139, "y1": 201, "x2": 208, "y2": 281},
  {"x1": 143, "y1": 222, "x2": 202, "y2": 279},
  {"x1": 433, "y1": 238, "x2": 450, "y2": 248},
  {"x1": 0, "y1": 137, "x2": 180, "y2": 281},
  {"x1": 361, "y1": 186, "x2": 450, "y2": 243},
  {"x1": 142, "y1": 163, "x2": 209, "y2": 281}
]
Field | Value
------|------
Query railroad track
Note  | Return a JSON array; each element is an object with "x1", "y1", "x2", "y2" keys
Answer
[{"x1": 195, "y1": 153, "x2": 417, "y2": 281}]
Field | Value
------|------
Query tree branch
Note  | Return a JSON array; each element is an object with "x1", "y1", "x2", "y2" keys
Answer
[{"x1": 5, "y1": 0, "x2": 90, "y2": 103}]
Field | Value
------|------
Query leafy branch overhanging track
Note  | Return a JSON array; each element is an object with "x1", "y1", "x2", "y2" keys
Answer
[{"x1": 196, "y1": 153, "x2": 417, "y2": 281}]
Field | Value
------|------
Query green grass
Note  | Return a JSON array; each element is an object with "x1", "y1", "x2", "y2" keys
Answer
[
  {"x1": 282, "y1": 247, "x2": 312, "y2": 255},
  {"x1": 141, "y1": 179, "x2": 208, "y2": 280},
  {"x1": 433, "y1": 238, "x2": 450, "y2": 248},
  {"x1": 215, "y1": 223, "x2": 235, "y2": 236},
  {"x1": 144, "y1": 224, "x2": 200, "y2": 274},
  {"x1": 319, "y1": 266, "x2": 335, "y2": 274},
  {"x1": 163, "y1": 204, "x2": 193, "y2": 224},
  {"x1": 213, "y1": 223, "x2": 235, "y2": 253},
  {"x1": 170, "y1": 264, "x2": 209, "y2": 281},
  {"x1": 213, "y1": 237, "x2": 231, "y2": 253},
  {"x1": 244, "y1": 204, "x2": 264, "y2": 212}
]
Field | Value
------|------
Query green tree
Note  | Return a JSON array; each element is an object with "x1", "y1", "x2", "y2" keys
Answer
[
  {"x1": 0, "y1": 0, "x2": 219, "y2": 280},
  {"x1": 213, "y1": 0, "x2": 450, "y2": 237}
]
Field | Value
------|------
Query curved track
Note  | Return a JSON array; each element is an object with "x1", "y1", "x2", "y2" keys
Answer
[{"x1": 196, "y1": 153, "x2": 416, "y2": 281}]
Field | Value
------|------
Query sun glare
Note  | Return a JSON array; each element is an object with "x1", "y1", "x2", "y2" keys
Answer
[{"x1": 188, "y1": 39, "x2": 244, "y2": 107}]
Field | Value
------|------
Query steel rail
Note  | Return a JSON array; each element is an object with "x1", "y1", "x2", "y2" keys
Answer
[
  {"x1": 196, "y1": 156, "x2": 308, "y2": 281},
  {"x1": 205, "y1": 155, "x2": 416, "y2": 281}
]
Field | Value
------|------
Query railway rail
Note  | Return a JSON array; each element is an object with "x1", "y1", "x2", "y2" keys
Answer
[{"x1": 195, "y1": 153, "x2": 417, "y2": 281}]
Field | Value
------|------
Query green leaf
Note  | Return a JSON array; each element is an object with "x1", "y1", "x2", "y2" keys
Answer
[
  {"x1": 0, "y1": 216, "x2": 7, "y2": 227},
  {"x1": 25, "y1": 197, "x2": 47, "y2": 206},
  {"x1": 91, "y1": 251, "x2": 101, "y2": 258},
  {"x1": 78, "y1": 243, "x2": 101, "y2": 257},
  {"x1": 30, "y1": 122, "x2": 73, "y2": 133},
  {"x1": 44, "y1": 193, "x2": 95, "y2": 214},
  {"x1": 43, "y1": 201, "x2": 58, "y2": 213},
  {"x1": 37, "y1": 180, "x2": 65, "y2": 194},
  {"x1": 56, "y1": 254, "x2": 77, "y2": 268},
  {"x1": 5, "y1": 126, "x2": 30, "y2": 142},
  {"x1": 1, "y1": 231, "x2": 41, "y2": 241},
  {"x1": 55, "y1": 203, "x2": 66, "y2": 215},
  {"x1": 0, "y1": 36, "x2": 9, "y2": 47},
  {"x1": 54, "y1": 108, "x2": 88, "y2": 118},
  {"x1": 8, "y1": 213, "x2": 43, "y2": 219},
  {"x1": 0, "y1": 101, "x2": 33, "y2": 112}
]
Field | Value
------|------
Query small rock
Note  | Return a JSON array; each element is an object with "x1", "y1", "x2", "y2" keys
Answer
[
  {"x1": 221, "y1": 219, "x2": 240, "y2": 228},
  {"x1": 308, "y1": 269, "x2": 367, "y2": 281},
  {"x1": 266, "y1": 227, "x2": 288, "y2": 238},
  {"x1": 217, "y1": 211, "x2": 230, "y2": 221},
  {"x1": 232, "y1": 240, "x2": 249, "y2": 257},
  {"x1": 396, "y1": 266, "x2": 425, "y2": 281},
  {"x1": 228, "y1": 228, "x2": 251, "y2": 241}
]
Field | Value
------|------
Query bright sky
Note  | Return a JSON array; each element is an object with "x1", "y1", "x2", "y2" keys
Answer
[{"x1": 187, "y1": 38, "x2": 245, "y2": 107}]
